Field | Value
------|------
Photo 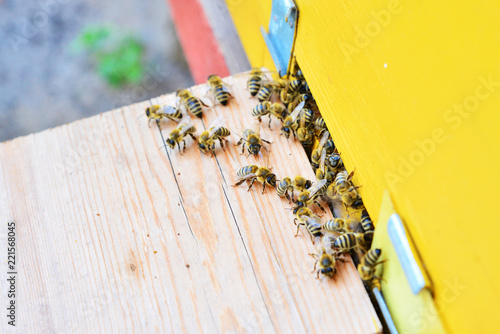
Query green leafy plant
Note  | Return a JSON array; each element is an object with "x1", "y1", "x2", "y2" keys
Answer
[{"x1": 72, "y1": 25, "x2": 145, "y2": 87}]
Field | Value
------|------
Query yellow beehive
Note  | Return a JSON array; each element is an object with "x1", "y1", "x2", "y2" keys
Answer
[{"x1": 227, "y1": 0, "x2": 500, "y2": 333}]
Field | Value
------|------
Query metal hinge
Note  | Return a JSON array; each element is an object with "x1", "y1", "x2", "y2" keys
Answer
[{"x1": 260, "y1": 0, "x2": 298, "y2": 76}]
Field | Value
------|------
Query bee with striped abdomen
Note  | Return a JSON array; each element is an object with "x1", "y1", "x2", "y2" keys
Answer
[
  {"x1": 198, "y1": 116, "x2": 231, "y2": 155},
  {"x1": 311, "y1": 131, "x2": 330, "y2": 169},
  {"x1": 288, "y1": 79, "x2": 303, "y2": 95},
  {"x1": 314, "y1": 117, "x2": 326, "y2": 135},
  {"x1": 309, "y1": 247, "x2": 340, "y2": 279},
  {"x1": 361, "y1": 210, "x2": 374, "y2": 232},
  {"x1": 277, "y1": 177, "x2": 293, "y2": 201},
  {"x1": 256, "y1": 82, "x2": 274, "y2": 102},
  {"x1": 247, "y1": 68, "x2": 264, "y2": 97},
  {"x1": 176, "y1": 89, "x2": 208, "y2": 119},
  {"x1": 323, "y1": 218, "x2": 348, "y2": 234},
  {"x1": 252, "y1": 102, "x2": 288, "y2": 129},
  {"x1": 207, "y1": 74, "x2": 233, "y2": 106},
  {"x1": 277, "y1": 175, "x2": 312, "y2": 202},
  {"x1": 293, "y1": 179, "x2": 328, "y2": 213},
  {"x1": 234, "y1": 164, "x2": 277, "y2": 194},
  {"x1": 358, "y1": 248, "x2": 386, "y2": 286},
  {"x1": 165, "y1": 118, "x2": 197, "y2": 153},
  {"x1": 236, "y1": 128, "x2": 270, "y2": 156},
  {"x1": 281, "y1": 100, "x2": 305, "y2": 138},
  {"x1": 294, "y1": 213, "x2": 323, "y2": 244},
  {"x1": 297, "y1": 126, "x2": 315, "y2": 147},
  {"x1": 333, "y1": 232, "x2": 358, "y2": 253},
  {"x1": 145, "y1": 104, "x2": 183, "y2": 126}
]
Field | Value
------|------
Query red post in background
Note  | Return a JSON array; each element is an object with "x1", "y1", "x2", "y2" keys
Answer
[{"x1": 167, "y1": 0, "x2": 231, "y2": 84}]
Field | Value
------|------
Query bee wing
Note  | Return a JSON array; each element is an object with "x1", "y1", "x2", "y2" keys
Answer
[
  {"x1": 236, "y1": 173, "x2": 258, "y2": 181},
  {"x1": 178, "y1": 117, "x2": 194, "y2": 135},
  {"x1": 318, "y1": 131, "x2": 330, "y2": 150},
  {"x1": 222, "y1": 84, "x2": 233, "y2": 95},
  {"x1": 158, "y1": 105, "x2": 176, "y2": 114},
  {"x1": 208, "y1": 115, "x2": 226, "y2": 137},
  {"x1": 320, "y1": 148, "x2": 327, "y2": 173},
  {"x1": 302, "y1": 216, "x2": 322, "y2": 227},
  {"x1": 290, "y1": 100, "x2": 306, "y2": 123},
  {"x1": 308, "y1": 179, "x2": 328, "y2": 198}
]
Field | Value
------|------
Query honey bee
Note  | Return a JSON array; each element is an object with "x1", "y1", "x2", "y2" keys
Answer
[
  {"x1": 358, "y1": 248, "x2": 386, "y2": 286},
  {"x1": 252, "y1": 102, "x2": 288, "y2": 128},
  {"x1": 311, "y1": 131, "x2": 330, "y2": 169},
  {"x1": 277, "y1": 175, "x2": 312, "y2": 202},
  {"x1": 294, "y1": 179, "x2": 328, "y2": 212},
  {"x1": 315, "y1": 148, "x2": 336, "y2": 184},
  {"x1": 288, "y1": 79, "x2": 303, "y2": 95},
  {"x1": 361, "y1": 210, "x2": 374, "y2": 232},
  {"x1": 236, "y1": 128, "x2": 271, "y2": 156},
  {"x1": 333, "y1": 232, "x2": 358, "y2": 253},
  {"x1": 334, "y1": 170, "x2": 354, "y2": 194},
  {"x1": 324, "y1": 138, "x2": 336, "y2": 154},
  {"x1": 309, "y1": 247, "x2": 338, "y2": 279},
  {"x1": 207, "y1": 74, "x2": 233, "y2": 106},
  {"x1": 198, "y1": 116, "x2": 231, "y2": 155},
  {"x1": 281, "y1": 100, "x2": 306, "y2": 138},
  {"x1": 165, "y1": 118, "x2": 197, "y2": 153},
  {"x1": 323, "y1": 218, "x2": 348, "y2": 234},
  {"x1": 176, "y1": 89, "x2": 207, "y2": 118},
  {"x1": 256, "y1": 82, "x2": 274, "y2": 102},
  {"x1": 277, "y1": 177, "x2": 293, "y2": 201},
  {"x1": 297, "y1": 126, "x2": 315, "y2": 147},
  {"x1": 357, "y1": 231, "x2": 374, "y2": 252},
  {"x1": 145, "y1": 104, "x2": 183, "y2": 126},
  {"x1": 234, "y1": 165, "x2": 276, "y2": 194},
  {"x1": 294, "y1": 212, "x2": 323, "y2": 244},
  {"x1": 314, "y1": 117, "x2": 326, "y2": 135},
  {"x1": 325, "y1": 151, "x2": 344, "y2": 173},
  {"x1": 247, "y1": 68, "x2": 264, "y2": 97},
  {"x1": 340, "y1": 185, "x2": 362, "y2": 208}
]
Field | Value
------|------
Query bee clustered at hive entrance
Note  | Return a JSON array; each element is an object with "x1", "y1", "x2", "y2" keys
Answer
[
  {"x1": 0, "y1": 68, "x2": 383, "y2": 333},
  {"x1": 148, "y1": 67, "x2": 383, "y2": 287}
]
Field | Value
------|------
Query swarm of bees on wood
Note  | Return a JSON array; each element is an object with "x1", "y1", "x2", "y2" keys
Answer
[{"x1": 145, "y1": 67, "x2": 385, "y2": 289}]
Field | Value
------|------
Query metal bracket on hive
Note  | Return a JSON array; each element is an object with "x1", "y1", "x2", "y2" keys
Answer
[
  {"x1": 260, "y1": 0, "x2": 298, "y2": 77},
  {"x1": 370, "y1": 192, "x2": 447, "y2": 334}
]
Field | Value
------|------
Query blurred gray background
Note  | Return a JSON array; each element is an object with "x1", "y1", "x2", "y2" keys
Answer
[{"x1": 0, "y1": 0, "x2": 194, "y2": 142}]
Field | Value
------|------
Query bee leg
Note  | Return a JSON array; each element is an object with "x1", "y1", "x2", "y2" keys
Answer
[
  {"x1": 310, "y1": 259, "x2": 318, "y2": 273},
  {"x1": 315, "y1": 201, "x2": 327, "y2": 213},
  {"x1": 177, "y1": 142, "x2": 183, "y2": 154},
  {"x1": 219, "y1": 139, "x2": 225, "y2": 150},
  {"x1": 268, "y1": 115, "x2": 272, "y2": 129},
  {"x1": 309, "y1": 233, "x2": 316, "y2": 245},
  {"x1": 316, "y1": 270, "x2": 321, "y2": 279},
  {"x1": 247, "y1": 178, "x2": 256, "y2": 191},
  {"x1": 294, "y1": 222, "x2": 304, "y2": 237},
  {"x1": 188, "y1": 133, "x2": 197, "y2": 142},
  {"x1": 261, "y1": 182, "x2": 266, "y2": 194},
  {"x1": 182, "y1": 140, "x2": 186, "y2": 153},
  {"x1": 257, "y1": 116, "x2": 262, "y2": 123}
]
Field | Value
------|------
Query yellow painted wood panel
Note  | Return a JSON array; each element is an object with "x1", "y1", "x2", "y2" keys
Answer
[
  {"x1": 294, "y1": 1, "x2": 500, "y2": 333},
  {"x1": 225, "y1": 0, "x2": 276, "y2": 71}
]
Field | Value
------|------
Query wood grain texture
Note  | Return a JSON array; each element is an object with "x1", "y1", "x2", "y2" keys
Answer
[{"x1": 0, "y1": 72, "x2": 381, "y2": 333}]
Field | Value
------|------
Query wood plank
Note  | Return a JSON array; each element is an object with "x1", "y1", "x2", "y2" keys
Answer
[{"x1": 0, "y1": 72, "x2": 381, "y2": 333}]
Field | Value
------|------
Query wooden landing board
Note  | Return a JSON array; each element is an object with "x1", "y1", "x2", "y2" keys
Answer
[{"x1": 0, "y1": 72, "x2": 381, "y2": 333}]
